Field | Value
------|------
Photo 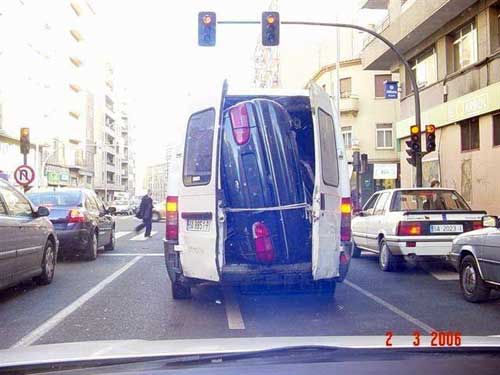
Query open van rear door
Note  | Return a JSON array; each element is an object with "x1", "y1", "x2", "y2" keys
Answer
[
  {"x1": 309, "y1": 83, "x2": 342, "y2": 280},
  {"x1": 177, "y1": 83, "x2": 227, "y2": 282}
]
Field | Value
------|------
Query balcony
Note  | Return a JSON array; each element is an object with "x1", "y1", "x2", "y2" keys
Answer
[
  {"x1": 359, "y1": 0, "x2": 388, "y2": 9},
  {"x1": 339, "y1": 95, "x2": 359, "y2": 114},
  {"x1": 361, "y1": 0, "x2": 477, "y2": 70}
]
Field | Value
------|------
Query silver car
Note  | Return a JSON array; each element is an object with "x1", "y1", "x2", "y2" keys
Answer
[
  {"x1": 0, "y1": 179, "x2": 58, "y2": 291},
  {"x1": 449, "y1": 215, "x2": 500, "y2": 303}
]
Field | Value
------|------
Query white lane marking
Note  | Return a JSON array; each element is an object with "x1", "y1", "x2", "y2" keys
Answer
[
  {"x1": 429, "y1": 271, "x2": 459, "y2": 281},
  {"x1": 115, "y1": 231, "x2": 131, "y2": 239},
  {"x1": 344, "y1": 280, "x2": 435, "y2": 334},
  {"x1": 12, "y1": 256, "x2": 143, "y2": 348},
  {"x1": 101, "y1": 253, "x2": 163, "y2": 257},
  {"x1": 223, "y1": 287, "x2": 245, "y2": 330},
  {"x1": 130, "y1": 231, "x2": 157, "y2": 241}
]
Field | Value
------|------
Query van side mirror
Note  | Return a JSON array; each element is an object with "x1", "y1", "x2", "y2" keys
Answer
[
  {"x1": 36, "y1": 206, "x2": 50, "y2": 217},
  {"x1": 482, "y1": 215, "x2": 498, "y2": 228}
]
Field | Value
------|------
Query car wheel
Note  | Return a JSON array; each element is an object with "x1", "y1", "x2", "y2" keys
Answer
[
  {"x1": 352, "y1": 241, "x2": 362, "y2": 258},
  {"x1": 85, "y1": 231, "x2": 98, "y2": 261},
  {"x1": 459, "y1": 255, "x2": 490, "y2": 303},
  {"x1": 378, "y1": 240, "x2": 402, "y2": 272},
  {"x1": 152, "y1": 211, "x2": 161, "y2": 222},
  {"x1": 172, "y1": 281, "x2": 191, "y2": 300},
  {"x1": 34, "y1": 240, "x2": 56, "y2": 285},
  {"x1": 104, "y1": 227, "x2": 115, "y2": 251}
]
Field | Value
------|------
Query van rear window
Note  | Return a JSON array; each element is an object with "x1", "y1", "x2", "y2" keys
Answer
[
  {"x1": 318, "y1": 108, "x2": 339, "y2": 187},
  {"x1": 183, "y1": 108, "x2": 216, "y2": 186}
]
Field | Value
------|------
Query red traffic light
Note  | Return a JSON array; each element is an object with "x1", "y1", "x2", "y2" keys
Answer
[{"x1": 266, "y1": 15, "x2": 276, "y2": 24}]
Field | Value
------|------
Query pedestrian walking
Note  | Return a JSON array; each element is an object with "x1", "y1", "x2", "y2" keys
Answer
[{"x1": 135, "y1": 189, "x2": 154, "y2": 237}]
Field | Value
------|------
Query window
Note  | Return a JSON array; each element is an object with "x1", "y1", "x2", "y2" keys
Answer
[
  {"x1": 318, "y1": 108, "x2": 339, "y2": 187},
  {"x1": 376, "y1": 124, "x2": 393, "y2": 148},
  {"x1": 390, "y1": 190, "x2": 470, "y2": 211},
  {"x1": 0, "y1": 182, "x2": 32, "y2": 217},
  {"x1": 0, "y1": 197, "x2": 7, "y2": 215},
  {"x1": 374, "y1": 74, "x2": 391, "y2": 98},
  {"x1": 363, "y1": 193, "x2": 380, "y2": 214},
  {"x1": 408, "y1": 47, "x2": 437, "y2": 92},
  {"x1": 452, "y1": 22, "x2": 477, "y2": 72},
  {"x1": 460, "y1": 117, "x2": 480, "y2": 151},
  {"x1": 183, "y1": 108, "x2": 216, "y2": 186},
  {"x1": 494, "y1": 113, "x2": 500, "y2": 146},
  {"x1": 86, "y1": 196, "x2": 98, "y2": 211},
  {"x1": 374, "y1": 192, "x2": 390, "y2": 215},
  {"x1": 27, "y1": 191, "x2": 82, "y2": 206},
  {"x1": 342, "y1": 126, "x2": 352, "y2": 149},
  {"x1": 340, "y1": 78, "x2": 352, "y2": 98}
]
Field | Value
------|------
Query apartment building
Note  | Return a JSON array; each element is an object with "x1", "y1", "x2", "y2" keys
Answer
[
  {"x1": 143, "y1": 163, "x2": 168, "y2": 203},
  {"x1": 309, "y1": 59, "x2": 399, "y2": 203},
  {"x1": 362, "y1": 0, "x2": 500, "y2": 214}
]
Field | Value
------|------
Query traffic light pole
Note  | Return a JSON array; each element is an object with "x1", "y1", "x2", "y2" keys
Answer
[{"x1": 218, "y1": 19, "x2": 423, "y2": 187}]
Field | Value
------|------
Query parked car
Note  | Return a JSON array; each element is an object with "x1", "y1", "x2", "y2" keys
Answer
[
  {"x1": 111, "y1": 200, "x2": 134, "y2": 215},
  {"x1": 152, "y1": 202, "x2": 166, "y2": 222},
  {"x1": 449, "y1": 215, "x2": 500, "y2": 302},
  {"x1": 0, "y1": 179, "x2": 58, "y2": 291},
  {"x1": 351, "y1": 188, "x2": 486, "y2": 272},
  {"x1": 27, "y1": 188, "x2": 116, "y2": 261},
  {"x1": 164, "y1": 83, "x2": 352, "y2": 299}
]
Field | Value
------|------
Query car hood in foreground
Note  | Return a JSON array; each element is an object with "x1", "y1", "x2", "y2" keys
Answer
[{"x1": 1, "y1": 336, "x2": 500, "y2": 368}]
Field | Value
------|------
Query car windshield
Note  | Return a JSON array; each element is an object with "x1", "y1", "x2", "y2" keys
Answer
[
  {"x1": 27, "y1": 191, "x2": 82, "y2": 207},
  {"x1": 1, "y1": 0, "x2": 500, "y2": 371},
  {"x1": 391, "y1": 190, "x2": 470, "y2": 211}
]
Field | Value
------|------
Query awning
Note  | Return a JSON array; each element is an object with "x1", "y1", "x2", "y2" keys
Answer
[{"x1": 373, "y1": 163, "x2": 398, "y2": 179}]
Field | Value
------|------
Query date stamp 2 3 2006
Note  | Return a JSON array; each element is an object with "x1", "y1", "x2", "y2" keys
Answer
[{"x1": 385, "y1": 331, "x2": 462, "y2": 347}]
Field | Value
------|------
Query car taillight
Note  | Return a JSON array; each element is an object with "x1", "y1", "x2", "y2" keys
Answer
[
  {"x1": 68, "y1": 209, "x2": 85, "y2": 223},
  {"x1": 229, "y1": 103, "x2": 250, "y2": 145},
  {"x1": 472, "y1": 221, "x2": 483, "y2": 231},
  {"x1": 398, "y1": 221, "x2": 422, "y2": 236},
  {"x1": 252, "y1": 221, "x2": 275, "y2": 263},
  {"x1": 341, "y1": 197, "x2": 351, "y2": 242},
  {"x1": 166, "y1": 196, "x2": 178, "y2": 241}
]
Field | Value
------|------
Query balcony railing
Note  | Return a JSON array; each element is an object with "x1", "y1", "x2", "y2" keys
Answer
[{"x1": 339, "y1": 95, "x2": 360, "y2": 113}]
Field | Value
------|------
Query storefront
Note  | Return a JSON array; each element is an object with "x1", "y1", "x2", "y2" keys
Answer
[
  {"x1": 45, "y1": 164, "x2": 70, "y2": 187},
  {"x1": 352, "y1": 162, "x2": 400, "y2": 207}
]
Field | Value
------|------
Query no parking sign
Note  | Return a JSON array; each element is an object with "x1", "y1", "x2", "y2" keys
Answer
[{"x1": 14, "y1": 165, "x2": 35, "y2": 186}]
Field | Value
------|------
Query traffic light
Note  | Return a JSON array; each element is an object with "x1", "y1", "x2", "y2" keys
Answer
[
  {"x1": 262, "y1": 11, "x2": 280, "y2": 46},
  {"x1": 20, "y1": 127, "x2": 30, "y2": 155},
  {"x1": 405, "y1": 125, "x2": 421, "y2": 166},
  {"x1": 360, "y1": 153, "x2": 368, "y2": 174},
  {"x1": 425, "y1": 124, "x2": 436, "y2": 152},
  {"x1": 198, "y1": 12, "x2": 216, "y2": 46},
  {"x1": 352, "y1": 151, "x2": 360, "y2": 172}
]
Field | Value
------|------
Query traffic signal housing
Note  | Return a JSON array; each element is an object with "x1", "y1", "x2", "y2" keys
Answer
[
  {"x1": 405, "y1": 125, "x2": 421, "y2": 166},
  {"x1": 262, "y1": 11, "x2": 280, "y2": 46},
  {"x1": 20, "y1": 127, "x2": 30, "y2": 155},
  {"x1": 198, "y1": 12, "x2": 216, "y2": 46},
  {"x1": 425, "y1": 124, "x2": 436, "y2": 152}
]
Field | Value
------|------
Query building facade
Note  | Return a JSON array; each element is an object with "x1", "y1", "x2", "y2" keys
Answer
[
  {"x1": 362, "y1": 0, "x2": 500, "y2": 214},
  {"x1": 143, "y1": 163, "x2": 168, "y2": 203},
  {"x1": 309, "y1": 59, "x2": 400, "y2": 204}
]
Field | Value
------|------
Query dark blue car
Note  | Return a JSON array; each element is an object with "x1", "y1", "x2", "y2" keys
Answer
[{"x1": 27, "y1": 188, "x2": 116, "y2": 261}]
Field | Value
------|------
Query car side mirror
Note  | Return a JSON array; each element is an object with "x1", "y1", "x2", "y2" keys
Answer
[
  {"x1": 36, "y1": 206, "x2": 50, "y2": 217},
  {"x1": 482, "y1": 215, "x2": 498, "y2": 228},
  {"x1": 107, "y1": 206, "x2": 117, "y2": 214}
]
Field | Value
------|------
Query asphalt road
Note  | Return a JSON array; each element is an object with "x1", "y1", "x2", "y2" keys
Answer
[{"x1": 1, "y1": 216, "x2": 499, "y2": 350}]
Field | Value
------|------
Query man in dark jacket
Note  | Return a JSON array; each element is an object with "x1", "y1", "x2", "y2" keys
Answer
[{"x1": 135, "y1": 189, "x2": 154, "y2": 237}]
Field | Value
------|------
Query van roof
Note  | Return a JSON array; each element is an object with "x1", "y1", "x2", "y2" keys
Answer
[{"x1": 227, "y1": 88, "x2": 309, "y2": 97}]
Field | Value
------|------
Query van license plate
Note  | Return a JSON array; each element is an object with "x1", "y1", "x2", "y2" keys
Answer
[
  {"x1": 430, "y1": 224, "x2": 463, "y2": 233},
  {"x1": 187, "y1": 220, "x2": 210, "y2": 232}
]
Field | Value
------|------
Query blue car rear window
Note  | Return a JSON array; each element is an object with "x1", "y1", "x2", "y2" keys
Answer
[{"x1": 27, "y1": 191, "x2": 82, "y2": 207}]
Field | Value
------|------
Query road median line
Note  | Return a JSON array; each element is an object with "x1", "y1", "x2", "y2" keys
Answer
[
  {"x1": 12, "y1": 256, "x2": 143, "y2": 348},
  {"x1": 344, "y1": 279, "x2": 435, "y2": 334}
]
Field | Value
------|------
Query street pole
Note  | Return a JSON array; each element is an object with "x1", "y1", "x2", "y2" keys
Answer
[{"x1": 219, "y1": 20, "x2": 423, "y2": 186}]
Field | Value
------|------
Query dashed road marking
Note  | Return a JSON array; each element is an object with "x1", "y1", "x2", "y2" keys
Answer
[
  {"x1": 12, "y1": 256, "x2": 143, "y2": 348},
  {"x1": 428, "y1": 271, "x2": 459, "y2": 281},
  {"x1": 101, "y1": 253, "x2": 163, "y2": 257},
  {"x1": 115, "y1": 231, "x2": 131, "y2": 239},
  {"x1": 130, "y1": 232, "x2": 158, "y2": 241},
  {"x1": 345, "y1": 279, "x2": 435, "y2": 334},
  {"x1": 223, "y1": 287, "x2": 245, "y2": 330}
]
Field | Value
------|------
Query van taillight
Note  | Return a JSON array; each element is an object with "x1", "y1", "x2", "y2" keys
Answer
[
  {"x1": 341, "y1": 197, "x2": 351, "y2": 242},
  {"x1": 229, "y1": 103, "x2": 250, "y2": 145},
  {"x1": 252, "y1": 221, "x2": 275, "y2": 263},
  {"x1": 398, "y1": 221, "x2": 422, "y2": 236},
  {"x1": 68, "y1": 209, "x2": 85, "y2": 223},
  {"x1": 166, "y1": 196, "x2": 178, "y2": 241}
]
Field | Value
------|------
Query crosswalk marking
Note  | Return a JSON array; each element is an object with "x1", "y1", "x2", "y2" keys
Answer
[
  {"x1": 130, "y1": 231, "x2": 158, "y2": 241},
  {"x1": 428, "y1": 271, "x2": 459, "y2": 281},
  {"x1": 101, "y1": 253, "x2": 163, "y2": 257},
  {"x1": 115, "y1": 231, "x2": 131, "y2": 239}
]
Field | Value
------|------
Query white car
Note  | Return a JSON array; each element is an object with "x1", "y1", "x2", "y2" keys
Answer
[{"x1": 351, "y1": 188, "x2": 486, "y2": 272}]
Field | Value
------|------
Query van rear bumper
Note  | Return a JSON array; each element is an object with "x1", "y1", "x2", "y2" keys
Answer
[{"x1": 221, "y1": 262, "x2": 314, "y2": 285}]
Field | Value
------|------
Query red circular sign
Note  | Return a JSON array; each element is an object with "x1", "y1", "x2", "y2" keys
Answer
[{"x1": 14, "y1": 165, "x2": 35, "y2": 186}]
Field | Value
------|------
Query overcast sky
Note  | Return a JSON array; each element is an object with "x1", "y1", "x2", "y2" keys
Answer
[{"x1": 96, "y1": 0, "x2": 383, "y2": 190}]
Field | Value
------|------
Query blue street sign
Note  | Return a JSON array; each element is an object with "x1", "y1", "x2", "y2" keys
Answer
[{"x1": 384, "y1": 81, "x2": 399, "y2": 99}]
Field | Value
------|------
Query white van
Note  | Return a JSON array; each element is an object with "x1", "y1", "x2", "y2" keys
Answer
[{"x1": 164, "y1": 83, "x2": 352, "y2": 299}]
